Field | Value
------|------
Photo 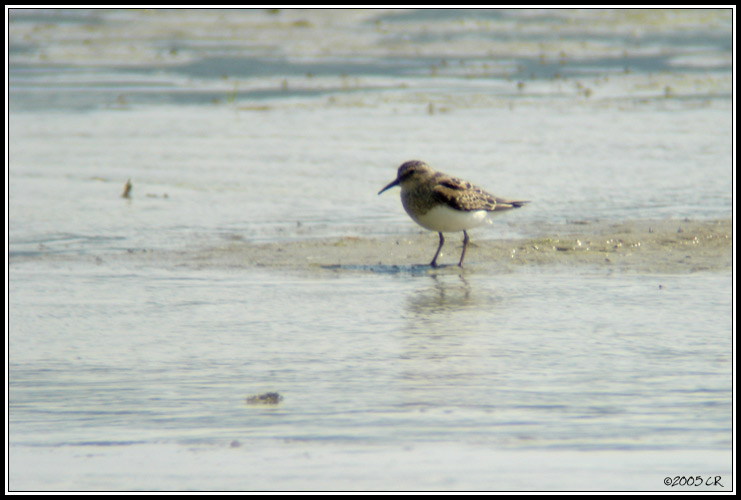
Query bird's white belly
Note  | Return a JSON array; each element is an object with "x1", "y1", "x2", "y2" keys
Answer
[{"x1": 409, "y1": 204, "x2": 490, "y2": 232}]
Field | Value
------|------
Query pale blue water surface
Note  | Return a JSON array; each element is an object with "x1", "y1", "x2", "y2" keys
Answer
[{"x1": 7, "y1": 8, "x2": 734, "y2": 491}]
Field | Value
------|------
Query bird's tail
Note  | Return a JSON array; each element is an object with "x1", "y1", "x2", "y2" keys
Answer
[{"x1": 494, "y1": 198, "x2": 530, "y2": 211}]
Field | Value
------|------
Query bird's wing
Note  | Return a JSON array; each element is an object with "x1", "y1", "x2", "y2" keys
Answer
[{"x1": 432, "y1": 175, "x2": 528, "y2": 212}]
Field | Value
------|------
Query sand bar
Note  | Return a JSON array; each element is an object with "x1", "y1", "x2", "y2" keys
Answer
[{"x1": 141, "y1": 218, "x2": 732, "y2": 275}]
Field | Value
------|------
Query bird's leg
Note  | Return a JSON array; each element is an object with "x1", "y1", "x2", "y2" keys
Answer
[
  {"x1": 430, "y1": 232, "x2": 445, "y2": 267},
  {"x1": 458, "y1": 230, "x2": 470, "y2": 267}
]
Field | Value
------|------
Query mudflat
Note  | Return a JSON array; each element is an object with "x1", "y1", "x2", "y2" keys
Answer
[{"x1": 149, "y1": 218, "x2": 732, "y2": 274}]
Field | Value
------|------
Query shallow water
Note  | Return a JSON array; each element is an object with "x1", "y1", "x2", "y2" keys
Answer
[
  {"x1": 8, "y1": 261, "x2": 733, "y2": 490},
  {"x1": 7, "y1": 8, "x2": 734, "y2": 491}
]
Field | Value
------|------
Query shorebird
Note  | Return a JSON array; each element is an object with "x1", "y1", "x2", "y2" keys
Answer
[{"x1": 378, "y1": 160, "x2": 529, "y2": 267}]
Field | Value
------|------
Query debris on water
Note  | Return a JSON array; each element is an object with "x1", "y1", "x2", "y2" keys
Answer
[
  {"x1": 121, "y1": 178, "x2": 132, "y2": 199},
  {"x1": 246, "y1": 392, "x2": 283, "y2": 405}
]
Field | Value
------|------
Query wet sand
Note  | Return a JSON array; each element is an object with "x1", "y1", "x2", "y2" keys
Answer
[{"x1": 128, "y1": 218, "x2": 732, "y2": 274}]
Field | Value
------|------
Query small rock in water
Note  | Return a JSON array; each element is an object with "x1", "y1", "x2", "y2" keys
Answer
[{"x1": 246, "y1": 392, "x2": 283, "y2": 405}]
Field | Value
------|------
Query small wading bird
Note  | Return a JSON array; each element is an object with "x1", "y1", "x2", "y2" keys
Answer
[{"x1": 378, "y1": 160, "x2": 529, "y2": 267}]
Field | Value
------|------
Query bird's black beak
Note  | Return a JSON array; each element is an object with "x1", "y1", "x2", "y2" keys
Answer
[{"x1": 378, "y1": 178, "x2": 400, "y2": 195}]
